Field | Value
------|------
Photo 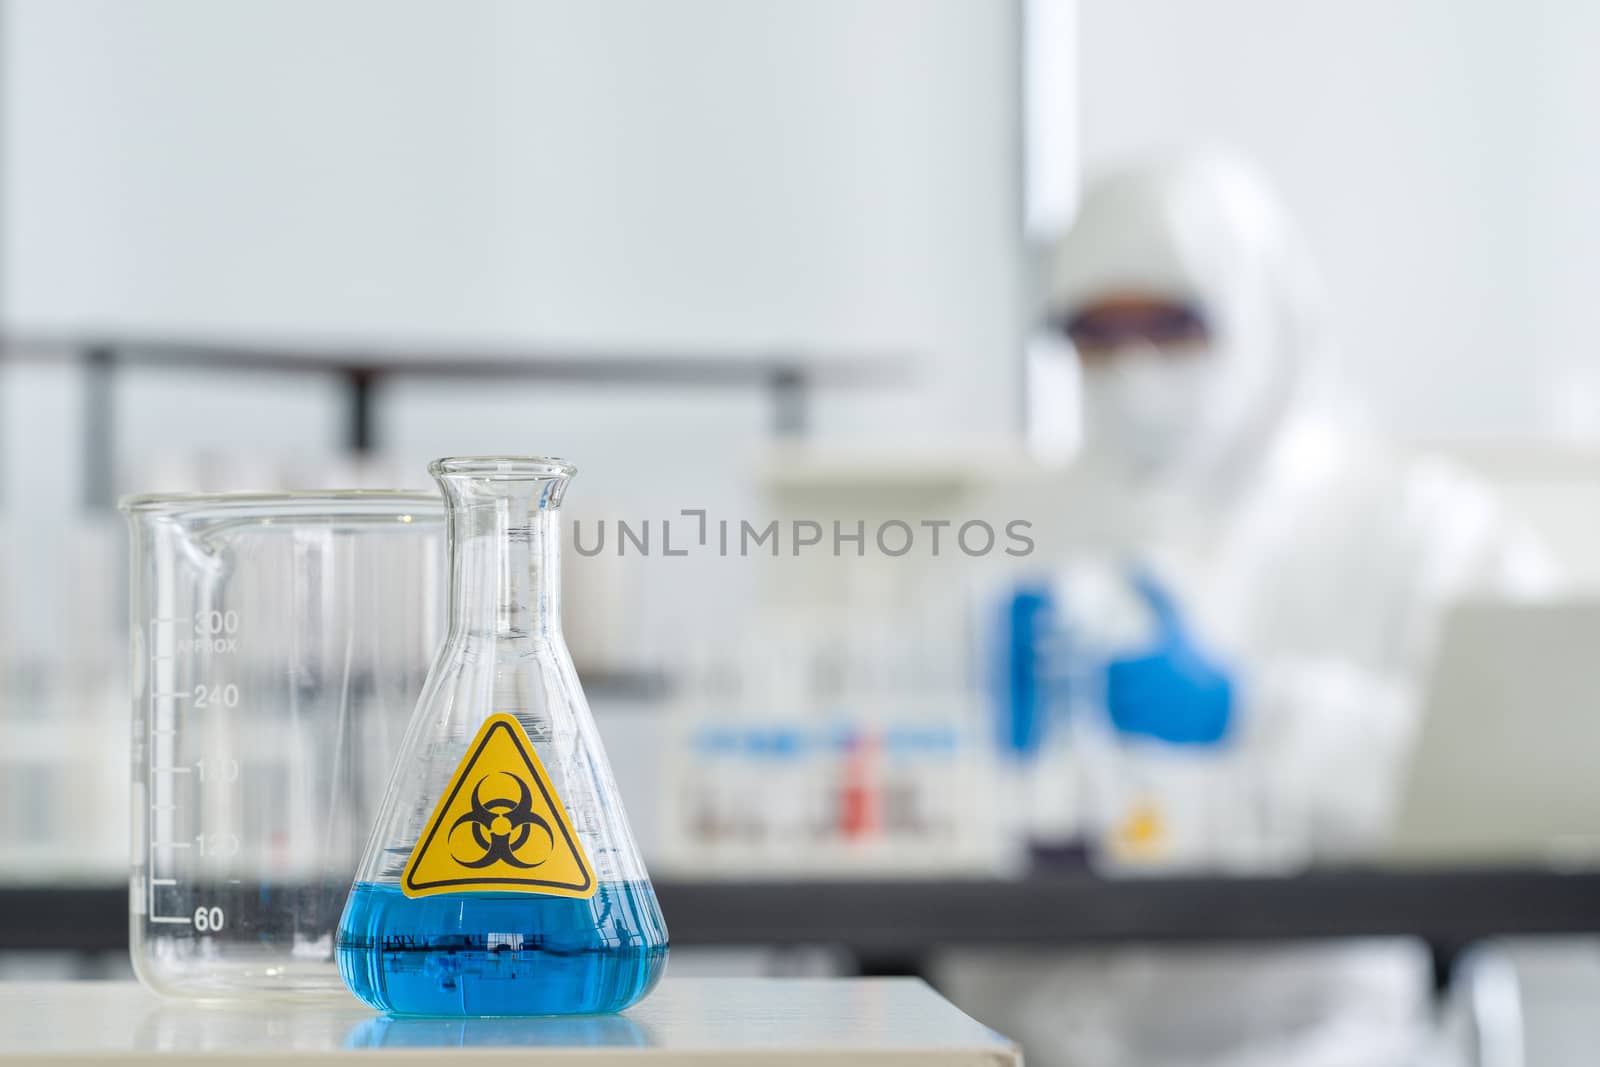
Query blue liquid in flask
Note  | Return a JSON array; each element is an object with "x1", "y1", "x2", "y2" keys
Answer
[{"x1": 337, "y1": 881, "x2": 668, "y2": 1016}]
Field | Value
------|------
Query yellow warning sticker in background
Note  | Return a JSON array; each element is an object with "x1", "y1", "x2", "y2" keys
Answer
[{"x1": 402, "y1": 713, "x2": 596, "y2": 899}]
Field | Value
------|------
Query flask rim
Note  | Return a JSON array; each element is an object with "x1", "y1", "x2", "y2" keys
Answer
[
  {"x1": 117, "y1": 489, "x2": 443, "y2": 516},
  {"x1": 429, "y1": 456, "x2": 577, "y2": 480}
]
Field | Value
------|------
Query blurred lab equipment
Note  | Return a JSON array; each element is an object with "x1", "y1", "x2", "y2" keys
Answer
[
  {"x1": 991, "y1": 582, "x2": 1082, "y2": 863},
  {"x1": 657, "y1": 620, "x2": 1000, "y2": 879},
  {"x1": 122, "y1": 491, "x2": 444, "y2": 998},
  {"x1": 656, "y1": 445, "x2": 1018, "y2": 878},
  {"x1": 0, "y1": 513, "x2": 125, "y2": 884},
  {"x1": 338, "y1": 457, "x2": 667, "y2": 1016},
  {"x1": 1388, "y1": 599, "x2": 1600, "y2": 866}
]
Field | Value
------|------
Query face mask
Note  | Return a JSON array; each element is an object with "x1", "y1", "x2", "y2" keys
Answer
[{"x1": 1080, "y1": 345, "x2": 1221, "y2": 475}]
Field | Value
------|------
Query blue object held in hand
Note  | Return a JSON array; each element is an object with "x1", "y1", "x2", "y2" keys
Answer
[
  {"x1": 1104, "y1": 570, "x2": 1234, "y2": 744},
  {"x1": 993, "y1": 585, "x2": 1056, "y2": 759}
]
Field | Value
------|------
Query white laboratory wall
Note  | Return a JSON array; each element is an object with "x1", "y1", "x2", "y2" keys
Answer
[
  {"x1": 1075, "y1": 0, "x2": 1600, "y2": 442},
  {"x1": 1, "y1": 0, "x2": 1024, "y2": 440}
]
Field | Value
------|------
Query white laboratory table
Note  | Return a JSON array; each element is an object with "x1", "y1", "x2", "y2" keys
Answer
[{"x1": 0, "y1": 978, "x2": 1019, "y2": 1065}]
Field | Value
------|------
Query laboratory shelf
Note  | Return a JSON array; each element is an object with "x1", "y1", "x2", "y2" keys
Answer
[
  {"x1": 6, "y1": 867, "x2": 1600, "y2": 959},
  {"x1": 0, "y1": 330, "x2": 907, "y2": 465}
]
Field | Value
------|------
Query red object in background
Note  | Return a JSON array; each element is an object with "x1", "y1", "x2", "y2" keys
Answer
[{"x1": 838, "y1": 733, "x2": 879, "y2": 839}]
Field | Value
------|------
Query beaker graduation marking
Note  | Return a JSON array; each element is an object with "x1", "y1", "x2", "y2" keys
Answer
[{"x1": 144, "y1": 611, "x2": 238, "y2": 931}]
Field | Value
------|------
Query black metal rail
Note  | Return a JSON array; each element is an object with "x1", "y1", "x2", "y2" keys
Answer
[{"x1": 8, "y1": 868, "x2": 1599, "y2": 959}]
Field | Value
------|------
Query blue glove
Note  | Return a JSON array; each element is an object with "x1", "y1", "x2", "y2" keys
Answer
[{"x1": 1103, "y1": 570, "x2": 1234, "y2": 745}]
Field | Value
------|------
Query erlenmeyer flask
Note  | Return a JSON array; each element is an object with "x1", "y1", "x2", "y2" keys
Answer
[{"x1": 337, "y1": 457, "x2": 667, "y2": 1016}]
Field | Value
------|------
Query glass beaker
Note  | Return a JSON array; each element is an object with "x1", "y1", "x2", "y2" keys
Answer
[
  {"x1": 122, "y1": 491, "x2": 445, "y2": 998},
  {"x1": 337, "y1": 457, "x2": 667, "y2": 1016}
]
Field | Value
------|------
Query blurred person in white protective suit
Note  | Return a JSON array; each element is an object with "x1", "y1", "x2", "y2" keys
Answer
[
  {"x1": 1046, "y1": 149, "x2": 1553, "y2": 859},
  {"x1": 943, "y1": 150, "x2": 1555, "y2": 1067}
]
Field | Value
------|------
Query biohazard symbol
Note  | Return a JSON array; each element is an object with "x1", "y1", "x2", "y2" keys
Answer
[
  {"x1": 402, "y1": 713, "x2": 596, "y2": 899},
  {"x1": 449, "y1": 772, "x2": 552, "y2": 869}
]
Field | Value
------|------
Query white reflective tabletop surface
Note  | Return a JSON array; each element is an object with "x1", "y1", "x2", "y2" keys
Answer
[{"x1": 0, "y1": 977, "x2": 1018, "y2": 1065}]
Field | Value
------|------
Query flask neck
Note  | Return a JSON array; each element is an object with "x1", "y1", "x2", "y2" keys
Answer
[{"x1": 439, "y1": 475, "x2": 566, "y2": 644}]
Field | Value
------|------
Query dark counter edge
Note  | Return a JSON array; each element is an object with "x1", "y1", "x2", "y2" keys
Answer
[{"x1": 5, "y1": 868, "x2": 1600, "y2": 955}]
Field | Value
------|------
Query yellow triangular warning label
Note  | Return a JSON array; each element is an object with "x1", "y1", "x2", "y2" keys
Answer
[{"x1": 402, "y1": 713, "x2": 596, "y2": 899}]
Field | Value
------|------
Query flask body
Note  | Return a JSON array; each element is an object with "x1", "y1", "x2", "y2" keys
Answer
[{"x1": 337, "y1": 458, "x2": 667, "y2": 1016}]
